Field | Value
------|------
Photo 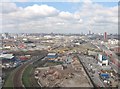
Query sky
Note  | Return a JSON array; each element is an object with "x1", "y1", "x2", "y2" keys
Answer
[{"x1": 0, "y1": 0, "x2": 118, "y2": 34}]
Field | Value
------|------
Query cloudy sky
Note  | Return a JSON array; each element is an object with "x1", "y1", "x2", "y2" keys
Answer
[{"x1": 0, "y1": 0, "x2": 118, "y2": 34}]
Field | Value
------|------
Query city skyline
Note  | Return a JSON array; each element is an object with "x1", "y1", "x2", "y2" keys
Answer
[{"x1": 0, "y1": 0, "x2": 118, "y2": 34}]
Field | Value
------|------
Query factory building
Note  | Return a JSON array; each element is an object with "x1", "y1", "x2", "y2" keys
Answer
[
  {"x1": 47, "y1": 53, "x2": 58, "y2": 58},
  {"x1": 111, "y1": 46, "x2": 120, "y2": 54},
  {"x1": 47, "y1": 53, "x2": 58, "y2": 62},
  {"x1": 0, "y1": 54, "x2": 21, "y2": 69},
  {"x1": 0, "y1": 54, "x2": 14, "y2": 59}
]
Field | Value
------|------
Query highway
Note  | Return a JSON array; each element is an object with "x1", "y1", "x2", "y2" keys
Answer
[
  {"x1": 78, "y1": 55, "x2": 106, "y2": 87},
  {"x1": 93, "y1": 42, "x2": 120, "y2": 74}
]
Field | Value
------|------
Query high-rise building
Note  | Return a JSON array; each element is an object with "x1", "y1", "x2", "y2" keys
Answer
[
  {"x1": 88, "y1": 30, "x2": 92, "y2": 35},
  {"x1": 104, "y1": 32, "x2": 107, "y2": 41}
]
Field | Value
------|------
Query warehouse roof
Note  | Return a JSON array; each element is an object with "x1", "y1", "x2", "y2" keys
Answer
[
  {"x1": 0, "y1": 54, "x2": 14, "y2": 59},
  {"x1": 47, "y1": 53, "x2": 57, "y2": 56}
]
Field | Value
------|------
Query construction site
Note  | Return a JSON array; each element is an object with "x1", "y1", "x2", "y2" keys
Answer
[{"x1": 34, "y1": 56, "x2": 93, "y2": 87}]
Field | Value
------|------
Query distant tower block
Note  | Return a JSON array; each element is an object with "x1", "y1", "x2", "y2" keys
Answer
[
  {"x1": 104, "y1": 32, "x2": 107, "y2": 41},
  {"x1": 89, "y1": 30, "x2": 91, "y2": 35}
]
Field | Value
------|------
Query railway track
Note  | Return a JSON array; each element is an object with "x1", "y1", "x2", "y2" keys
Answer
[
  {"x1": 12, "y1": 52, "x2": 47, "y2": 89},
  {"x1": 13, "y1": 63, "x2": 28, "y2": 89}
]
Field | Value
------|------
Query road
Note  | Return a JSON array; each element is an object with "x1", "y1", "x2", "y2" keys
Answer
[
  {"x1": 13, "y1": 52, "x2": 47, "y2": 88},
  {"x1": 78, "y1": 55, "x2": 106, "y2": 87},
  {"x1": 93, "y1": 42, "x2": 120, "y2": 74}
]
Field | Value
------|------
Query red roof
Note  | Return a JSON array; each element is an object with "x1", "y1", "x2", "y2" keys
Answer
[{"x1": 19, "y1": 56, "x2": 28, "y2": 60}]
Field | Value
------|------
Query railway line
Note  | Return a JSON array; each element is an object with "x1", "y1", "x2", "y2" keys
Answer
[{"x1": 12, "y1": 52, "x2": 47, "y2": 88}]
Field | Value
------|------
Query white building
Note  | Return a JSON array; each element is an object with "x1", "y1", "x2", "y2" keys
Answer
[
  {"x1": 0, "y1": 54, "x2": 14, "y2": 59},
  {"x1": 98, "y1": 54, "x2": 109, "y2": 66},
  {"x1": 108, "y1": 39, "x2": 118, "y2": 45}
]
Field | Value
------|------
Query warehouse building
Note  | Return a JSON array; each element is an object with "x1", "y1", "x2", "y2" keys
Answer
[{"x1": 47, "y1": 53, "x2": 58, "y2": 59}]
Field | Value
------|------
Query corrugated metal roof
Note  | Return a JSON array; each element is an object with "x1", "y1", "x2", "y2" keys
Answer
[
  {"x1": 48, "y1": 53, "x2": 57, "y2": 56},
  {"x1": 0, "y1": 54, "x2": 14, "y2": 59}
]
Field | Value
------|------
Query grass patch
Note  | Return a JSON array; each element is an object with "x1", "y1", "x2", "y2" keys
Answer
[
  {"x1": 22, "y1": 65, "x2": 33, "y2": 87},
  {"x1": 3, "y1": 71, "x2": 14, "y2": 88},
  {"x1": 44, "y1": 61, "x2": 63, "y2": 67},
  {"x1": 3, "y1": 68, "x2": 18, "y2": 88}
]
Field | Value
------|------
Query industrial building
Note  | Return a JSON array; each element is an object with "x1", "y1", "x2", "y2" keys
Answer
[
  {"x1": 47, "y1": 53, "x2": 58, "y2": 59},
  {"x1": 0, "y1": 54, "x2": 14, "y2": 59}
]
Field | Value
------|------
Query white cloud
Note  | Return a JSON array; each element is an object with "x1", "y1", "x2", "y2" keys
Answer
[
  {"x1": 75, "y1": 1, "x2": 118, "y2": 33},
  {"x1": 7, "y1": 4, "x2": 59, "y2": 20},
  {"x1": 59, "y1": 11, "x2": 73, "y2": 20},
  {"x1": 1, "y1": 1, "x2": 118, "y2": 34},
  {"x1": 23, "y1": 4, "x2": 59, "y2": 18},
  {"x1": 0, "y1": 3, "x2": 19, "y2": 13}
]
